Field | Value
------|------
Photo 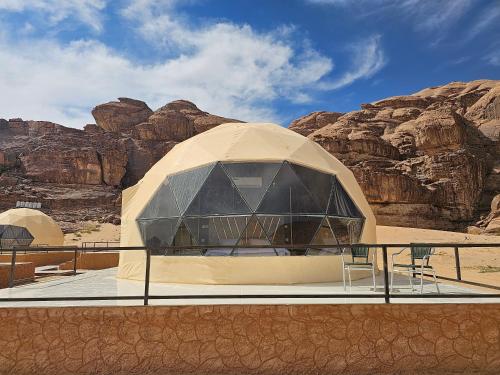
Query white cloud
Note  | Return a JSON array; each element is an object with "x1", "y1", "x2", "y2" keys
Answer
[
  {"x1": 306, "y1": 0, "x2": 472, "y2": 34},
  {"x1": 0, "y1": 0, "x2": 106, "y2": 31},
  {"x1": 319, "y1": 35, "x2": 386, "y2": 90},
  {"x1": 0, "y1": 29, "x2": 332, "y2": 127},
  {"x1": 0, "y1": 0, "x2": 390, "y2": 128},
  {"x1": 465, "y1": 3, "x2": 500, "y2": 42}
]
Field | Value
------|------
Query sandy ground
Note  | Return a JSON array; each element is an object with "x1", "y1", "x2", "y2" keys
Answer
[
  {"x1": 64, "y1": 222, "x2": 120, "y2": 247},
  {"x1": 64, "y1": 222, "x2": 500, "y2": 288},
  {"x1": 377, "y1": 225, "x2": 500, "y2": 288}
]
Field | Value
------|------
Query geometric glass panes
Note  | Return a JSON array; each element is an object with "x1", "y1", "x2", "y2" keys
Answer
[
  {"x1": 172, "y1": 221, "x2": 197, "y2": 247},
  {"x1": 0, "y1": 224, "x2": 34, "y2": 249},
  {"x1": 136, "y1": 161, "x2": 366, "y2": 255},
  {"x1": 138, "y1": 218, "x2": 179, "y2": 249},
  {"x1": 222, "y1": 162, "x2": 281, "y2": 211},
  {"x1": 185, "y1": 163, "x2": 251, "y2": 216},
  {"x1": 256, "y1": 162, "x2": 322, "y2": 214},
  {"x1": 291, "y1": 163, "x2": 333, "y2": 213},
  {"x1": 139, "y1": 181, "x2": 180, "y2": 219},
  {"x1": 311, "y1": 217, "x2": 337, "y2": 245},
  {"x1": 328, "y1": 217, "x2": 363, "y2": 244},
  {"x1": 237, "y1": 216, "x2": 271, "y2": 247},
  {"x1": 328, "y1": 177, "x2": 363, "y2": 218},
  {"x1": 169, "y1": 163, "x2": 215, "y2": 214},
  {"x1": 184, "y1": 216, "x2": 248, "y2": 247}
]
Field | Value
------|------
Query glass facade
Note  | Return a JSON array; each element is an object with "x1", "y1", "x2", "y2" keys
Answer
[
  {"x1": 0, "y1": 225, "x2": 34, "y2": 249},
  {"x1": 138, "y1": 161, "x2": 365, "y2": 256}
]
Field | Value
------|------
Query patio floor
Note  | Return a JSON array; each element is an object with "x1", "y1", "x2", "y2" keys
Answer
[{"x1": 0, "y1": 267, "x2": 498, "y2": 307}]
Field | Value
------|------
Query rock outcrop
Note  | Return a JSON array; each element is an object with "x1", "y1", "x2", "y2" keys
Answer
[
  {"x1": 301, "y1": 79, "x2": 499, "y2": 230},
  {"x1": 0, "y1": 100, "x2": 238, "y2": 228},
  {"x1": 91, "y1": 98, "x2": 153, "y2": 133},
  {"x1": 1, "y1": 80, "x2": 499, "y2": 232}
]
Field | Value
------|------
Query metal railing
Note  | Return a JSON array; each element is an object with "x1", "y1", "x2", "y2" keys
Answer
[{"x1": 1, "y1": 243, "x2": 499, "y2": 305}]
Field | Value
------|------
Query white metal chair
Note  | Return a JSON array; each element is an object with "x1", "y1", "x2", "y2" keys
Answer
[
  {"x1": 390, "y1": 245, "x2": 440, "y2": 294},
  {"x1": 341, "y1": 246, "x2": 376, "y2": 292}
]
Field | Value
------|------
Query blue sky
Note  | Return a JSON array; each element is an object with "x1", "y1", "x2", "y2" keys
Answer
[{"x1": 0, "y1": 0, "x2": 499, "y2": 128}]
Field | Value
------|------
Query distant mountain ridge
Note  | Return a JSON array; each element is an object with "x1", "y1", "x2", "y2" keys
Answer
[{"x1": 0, "y1": 80, "x2": 499, "y2": 233}]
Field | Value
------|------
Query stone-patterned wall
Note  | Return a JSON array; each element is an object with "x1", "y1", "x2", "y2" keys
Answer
[{"x1": 0, "y1": 304, "x2": 499, "y2": 374}]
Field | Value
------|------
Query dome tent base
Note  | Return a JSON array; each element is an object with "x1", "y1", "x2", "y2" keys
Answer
[{"x1": 117, "y1": 252, "x2": 375, "y2": 284}]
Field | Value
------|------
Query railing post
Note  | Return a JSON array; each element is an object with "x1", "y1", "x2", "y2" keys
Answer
[
  {"x1": 382, "y1": 246, "x2": 390, "y2": 303},
  {"x1": 73, "y1": 248, "x2": 78, "y2": 275},
  {"x1": 454, "y1": 247, "x2": 462, "y2": 281},
  {"x1": 9, "y1": 248, "x2": 17, "y2": 288},
  {"x1": 144, "y1": 247, "x2": 151, "y2": 306}
]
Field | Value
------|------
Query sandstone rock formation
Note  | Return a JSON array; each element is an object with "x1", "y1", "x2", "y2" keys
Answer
[
  {"x1": 299, "y1": 80, "x2": 499, "y2": 230},
  {"x1": 1, "y1": 80, "x2": 499, "y2": 232},
  {"x1": 91, "y1": 98, "x2": 153, "y2": 133},
  {"x1": 0, "y1": 100, "x2": 238, "y2": 229}
]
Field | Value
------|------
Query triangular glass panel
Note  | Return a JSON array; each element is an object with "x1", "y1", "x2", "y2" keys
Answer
[
  {"x1": 185, "y1": 163, "x2": 251, "y2": 216},
  {"x1": 138, "y1": 218, "x2": 180, "y2": 249},
  {"x1": 169, "y1": 163, "x2": 215, "y2": 215},
  {"x1": 234, "y1": 215, "x2": 279, "y2": 256},
  {"x1": 327, "y1": 177, "x2": 363, "y2": 218},
  {"x1": 290, "y1": 216, "x2": 324, "y2": 246},
  {"x1": 291, "y1": 163, "x2": 333, "y2": 213},
  {"x1": 172, "y1": 220, "x2": 197, "y2": 247},
  {"x1": 311, "y1": 217, "x2": 338, "y2": 246},
  {"x1": 257, "y1": 215, "x2": 292, "y2": 246},
  {"x1": 256, "y1": 162, "x2": 323, "y2": 214},
  {"x1": 222, "y1": 162, "x2": 282, "y2": 211},
  {"x1": 328, "y1": 217, "x2": 364, "y2": 244},
  {"x1": 139, "y1": 181, "x2": 180, "y2": 219},
  {"x1": 184, "y1": 215, "x2": 249, "y2": 247}
]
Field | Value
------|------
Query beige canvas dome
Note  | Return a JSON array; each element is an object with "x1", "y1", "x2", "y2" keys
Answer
[
  {"x1": 118, "y1": 123, "x2": 377, "y2": 284},
  {"x1": 121, "y1": 122, "x2": 376, "y2": 246},
  {"x1": 0, "y1": 208, "x2": 64, "y2": 246}
]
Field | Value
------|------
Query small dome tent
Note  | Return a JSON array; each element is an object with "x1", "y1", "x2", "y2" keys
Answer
[
  {"x1": 0, "y1": 208, "x2": 64, "y2": 246},
  {"x1": 119, "y1": 123, "x2": 376, "y2": 284},
  {"x1": 0, "y1": 225, "x2": 34, "y2": 249}
]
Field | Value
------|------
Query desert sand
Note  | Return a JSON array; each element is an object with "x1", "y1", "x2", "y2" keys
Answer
[{"x1": 377, "y1": 225, "x2": 500, "y2": 288}]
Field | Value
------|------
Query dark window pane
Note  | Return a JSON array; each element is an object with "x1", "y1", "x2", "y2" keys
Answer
[
  {"x1": 328, "y1": 217, "x2": 364, "y2": 244},
  {"x1": 184, "y1": 216, "x2": 248, "y2": 247},
  {"x1": 234, "y1": 216, "x2": 287, "y2": 256},
  {"x1": 291, "y1": 163, "x2": 333, "y2": 213},
  {"x1": 186, "y1": 163, "x2": 251, "y2": 216},
  {"x1": 256, "y1": 162, "x2": 322, "y2": 214},
  {"x1": 238, "y1": 215, "x2": 272, "y2": 246},
  {"x1": 139, "y1": 181, "x2": 179, "y2": 219},
  {"x1": 310, "y1": 217, "x2": 338, "y2": 245},
  {"x1": 172, "y1": 220, "x2": 197, "y2": 247},
  {"x1": 258, "y1": 215, "x2": 292, "y2": 246},
  {"x1": 0, "y1": 225, "x2": 34, "y2": 248},
  {"x1": 222, "y1": 162, "x2": 282, "y2": 211},
  {"x1": 327, "y1": 178, "x2": 363, "y2": 218},
  {"x1": 257, "y1": 215, "x2": 322, "y2": 246},
  {"x1": 138, "y1": 218, "x2": 180, "y2": 251},
  {"x1": 291, "y1": 216, "x2": 324, "y2": 245},
  {"x1": 169, "y1": 163, "x2": 215, "y2": 214}
]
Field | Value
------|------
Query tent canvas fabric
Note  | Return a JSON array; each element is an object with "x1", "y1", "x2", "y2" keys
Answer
[
  {"x1": 118, "y1": 123, "x2": 377, "y2": 284},
  {"x1": 0, "y1": 208, "x2": 64, "y2": 246}
]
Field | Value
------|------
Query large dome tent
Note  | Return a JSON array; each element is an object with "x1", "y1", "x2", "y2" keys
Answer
[{"x1": 119, "y1": 123, "x2": 376, "y2": 284}]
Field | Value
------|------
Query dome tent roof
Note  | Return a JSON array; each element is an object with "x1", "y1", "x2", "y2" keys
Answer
[
  {"x1": 121, "y1": 123, "x2": 376, "y2": 246},
  {"x1": 0, "y1": 208, "x2": 64, "y2": 246}
]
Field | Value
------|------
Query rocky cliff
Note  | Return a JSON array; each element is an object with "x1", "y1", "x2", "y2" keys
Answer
[
  {"x1": 0, "y1": 100, "x2": 239, "y2": 231},
  {"x1": 1, "y1": 80, "x2": 499, "y2": 233},
  {"x1": 290, "y1": 80, "x2": 500, "y2": 231}
]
